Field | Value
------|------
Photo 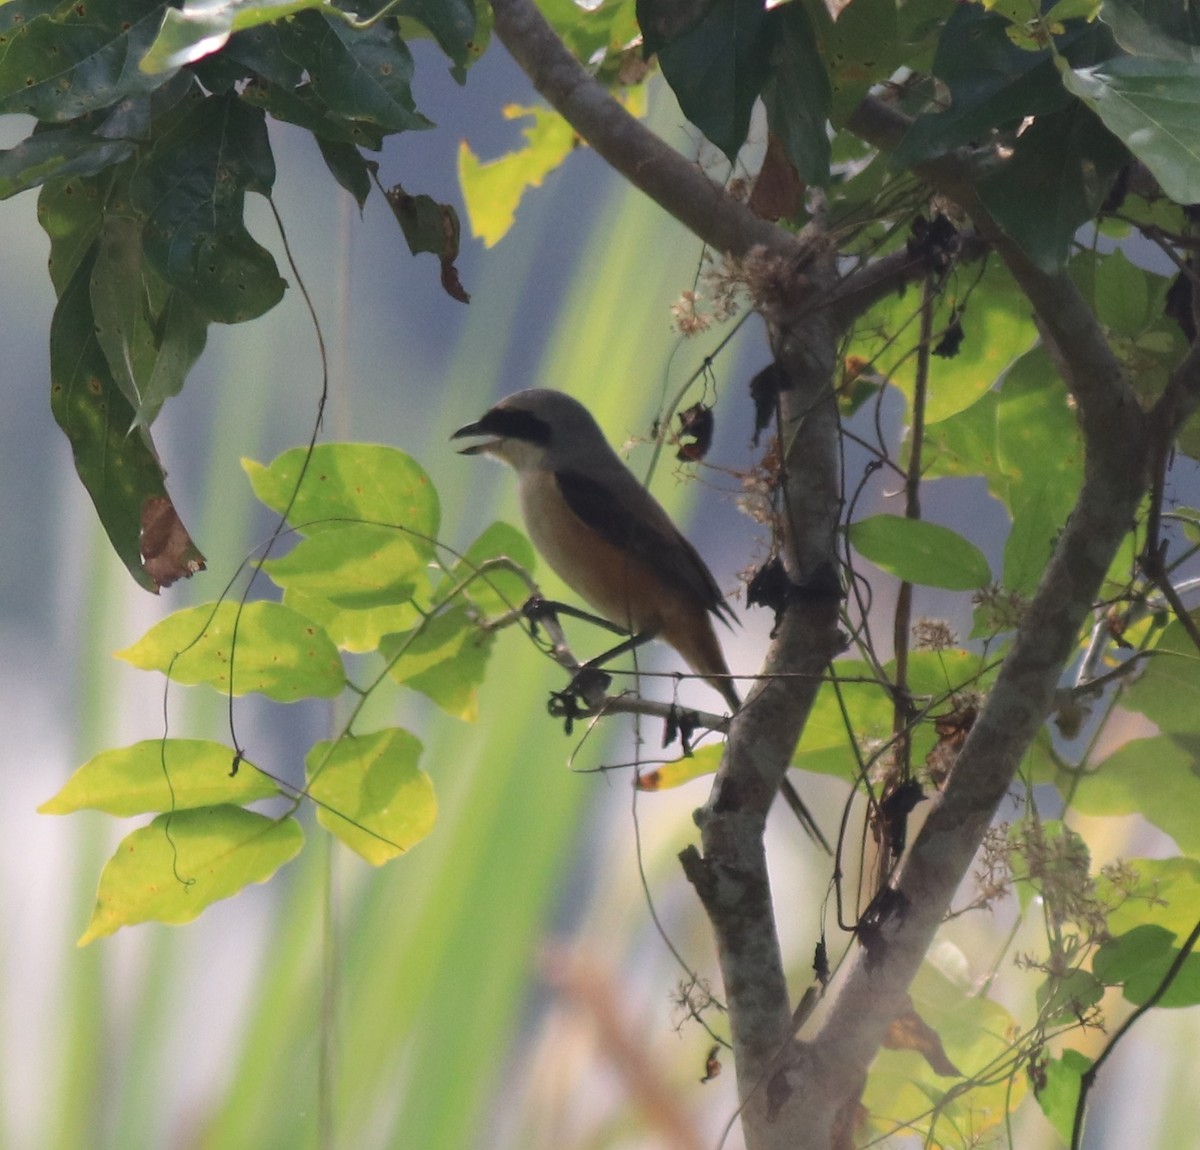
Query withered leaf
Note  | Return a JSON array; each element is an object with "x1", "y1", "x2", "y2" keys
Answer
[
  {"x1": 140, "y1": 495, "x2": 206, "y2": 590},
  {"x1": 749, "y1": 361, "x2": 789, "y2": 445},
  {"x1": 749, "y1": 132, "x2": 805, "y2": 222},
  {"x1": 385, "y1": 184, "x2": 470, "y2": 304},
  {"x1": 675, "y1": 403, "x2": 714, "y2": 462},
  {"x1": 883, "y1": 999, "x2": 961, "y2": 1077}
]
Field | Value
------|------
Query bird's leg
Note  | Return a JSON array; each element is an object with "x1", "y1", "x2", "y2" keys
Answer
[
  {"x1": 567, "y1": 630, "x2": 658, "y2": 699},
  {"x1": 546, "y1": 629, "x2": 659, "y2": 725},
  {"x1": 522, "y1": 596, "x2": 629, "y2": 636}
]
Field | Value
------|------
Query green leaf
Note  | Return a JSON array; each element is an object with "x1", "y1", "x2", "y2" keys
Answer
[
  {"x1": 286, "y1": 10, "x2": 433, "y2": 133},
  {"x1": 239, "y1": 78, "x2": 384, "y2": 149},
  {"x1": 458, "y1": 105, "x2": 577, "y2": 247},
  {"x1": 1121, "y1": 617, "x2": 1200, "y2": 732},
  {"x1": 79, "y1": 806, "x2": 303, "y2": 943},
  {"x1": 848, "y1": 515, "x2": 992, "y2": 590},
  {"x1": 38, "y1": 171, "x2": 108, "y2": 295},
  {"x1": 129, "y1": 91, "x2": 285, "y2": 323},
  {"x1": 995, "y1": 345, "x2": 1083, "y2": 514},
  {"x1": 977, "y1": 102, "x2": 1127, "y2": 271},
  {"x1": 443, "y1": 519, "x2": 537, "y2": 618},
  {"x1": 136, "y1": 288, "x2": 209, "y2": 425},
  {"x1": 1035, "y1": 967, "x2": 1104, "y2": 1023},
  {"x1": 382, "y1": 605, "x2": 493, "y2": 720},
  {"x1": 804, "y1": 0, "x2": 948, "y2": 126},
  {"x1": 924, "y1": 391, "x2": 1007, "y2": 499},
  {"x1": 222, "y1": 23, "x2": 307, "y2": 87},
  {"x1": 1065, "y1": 734, "x2": 1200, "y2": 852},
  {"x1": 116, "y1": 601, "x2": 346, "y2": 700},
  {"x1": 0, "y1": 123, "x2": 133, "y2": 200},
  {"x1": 1103, "y1": 857, "x2": 1200, "y2": 940},
  {"x1": 83, "y1": 202, "x2": 210, "y2": 426},
  {"x1": 1003, "y1": 484, "x2": 1063, "y2": 595},
  {"x1": 1062, "y1": 56, "x2": 1200, "y2": 205},
  {"x1": 893, "y1": 5, "x2": 1112, "y2": 168},
  {"x1": 397, "y1": 0, "x2": 478, "y2": 75},
  {"x1": 0, "y1": 0, "x2": 173, "y2": 122},
  {"x1": 793, "y1": 658, "x2": 896, "y2": 779},
  {"x1": 306, "y1": 727, "x2": 436, "y2": 864},
  {"x1": 545, "y1": 0, "x2": 635, "y2": 64},
  {"x1": 282, "y1": 586, "x2": 426, "y2": 654},
  {"x1": 1094, "y1": 923, "x2": 1200, "y2": 1006},
  {"x1": 50, "y1": 239, "x2": 202, "y2": 591},
  {"x1": 138, "y1": 0, "x2": 335, "y2": 74},
  {"x1": 655, "y1": 0, "x2": 771, "y2": 163},
  {"x1": 261, "y1": 524, "x2": 426, "y2": 608},
  {"x1": 863, "y1": 260, "x2": 1038, "y2": 424},
  {"x1": 39, "y1": 739, "x2": 278, "y2": 816},
  {"x1": 862, "y1": 959, "x2": 1025, "y2": 1144},
  {"x1": 1035, "y1": 1049, "x2": 1092, "y2": 1144},
  {"x1": 1100, "y1": 0, "x2": 1200, "y2": 61},
  {"x1": 243, "y1": 442, "x2": 440, "y2": 541},
  {"x1": 316, "y1": 138, "x2": 372, "y2": 208},
  {"x1": 760, "y1": 0, "x2": 830, "y2": 186},
  {"x1": 89, "y1": 213, "x2": 162, "y2": 412}
]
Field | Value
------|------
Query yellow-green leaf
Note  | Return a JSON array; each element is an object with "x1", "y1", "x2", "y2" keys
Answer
[
  {"x1": 307, "y1": 728, "x2": 436, "y2": 865},
  {"x1": 382, "y1": 605, "x2": 493, "y2": 720},
  {"x1": 636, "y1": 744, "x2": 723, "y2": 791},
  {"x1": 443, "y1": 519, "x2": 537, "y2": 618},
  {"x1": 79, "y1": 807, "x2": 303, "y2": 944},
  {"x1": 282, "y1": 586, "x2": 426, "y2": 655},
  {"x1": 40, "y1": 739, "x2": 278, "y2": 816},
  {"x1": 116, "y1": 601, "x2": 345, "y2": 701},
  {"x1": 262, "y1": 523, "x2": 427, "y2": 608},
  {"x1": 242, "y1": 442, "x2": 439, "y2": 542},
  {"x1": 457, "y1": 105, "x2": 577, "y2": 247}
]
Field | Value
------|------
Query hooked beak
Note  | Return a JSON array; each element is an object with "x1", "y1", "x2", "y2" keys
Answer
[{"x1": 451, "y1": 419, "x2": 496, "y2": 456}]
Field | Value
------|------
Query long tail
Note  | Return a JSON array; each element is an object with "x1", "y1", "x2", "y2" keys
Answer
[{"x1": 719, "y1": 672, "x2": 832, "y2": 856}]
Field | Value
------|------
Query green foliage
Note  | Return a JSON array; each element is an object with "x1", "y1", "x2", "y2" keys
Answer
[
  {"x1": 16, "y1": 0, "x2": 1200, "y2": 1142},
  {"x1": 861, "y1": 960, "x2": 1025, "y2": 1146},
  {"x1": 48, "y1": 442, "x2": 537, "y2": 941},
  {"x1": 0, "y1": 0, "x2": 476, "y2": 587},
  {"x1": 78, "y1": 806, "x2": 305, "y2": 944},
  {"x1": 848, "y1": 514, "x2": 992, "y2": 590},
  {"x1": 40, "y1": 739, "x2": 281, "y2": 815}
]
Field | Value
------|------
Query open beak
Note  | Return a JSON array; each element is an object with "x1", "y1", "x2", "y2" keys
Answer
[{"x1": 451, "y1": 419, "x2": 496, "y2": 456}]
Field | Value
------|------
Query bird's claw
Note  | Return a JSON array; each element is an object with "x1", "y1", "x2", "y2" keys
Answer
[{"x1": 547, "y1": 666, "x2": 611, "y2": 734}]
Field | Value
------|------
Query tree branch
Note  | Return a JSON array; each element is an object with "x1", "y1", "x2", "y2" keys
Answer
[
  {"x1": 847, "y1": 95, "x2": 1140, "y2": 447},
  {"x1": 489, "y1": 0, "x2": 798, "y2": 260}
]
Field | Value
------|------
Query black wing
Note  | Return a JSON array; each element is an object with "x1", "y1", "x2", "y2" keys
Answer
[{"x1": 556, "y1": 467, "x2": 736, "y2": 626}]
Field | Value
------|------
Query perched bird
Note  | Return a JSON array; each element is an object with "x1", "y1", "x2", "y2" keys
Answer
[
  {"x1": 454, "y1": 389, "x2": 830, "y2": 851},
  {"x1": 453, "y1": 388, "x2": 740, "y2": 709}
]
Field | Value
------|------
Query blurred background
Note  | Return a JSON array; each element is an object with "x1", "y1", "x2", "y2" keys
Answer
[{"x1": 1, "y1": 34, "x2": 1197, "y2": 1150}]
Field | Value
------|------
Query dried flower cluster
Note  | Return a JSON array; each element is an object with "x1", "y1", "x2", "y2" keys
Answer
[{"x1": 912, "y1": 617, "x2": 957, "y2": 651}]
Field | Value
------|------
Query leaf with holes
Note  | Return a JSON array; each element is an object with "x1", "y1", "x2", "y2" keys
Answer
[
  {"x1": 0, "y1": 0, "x2": 172, "y2": 122},
  {"x1": 50, "y1": 239, "x2": 203, "y2": 591},
  {"x1": 129, "y1": 91, "x2": 285, "y2": 323}
]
